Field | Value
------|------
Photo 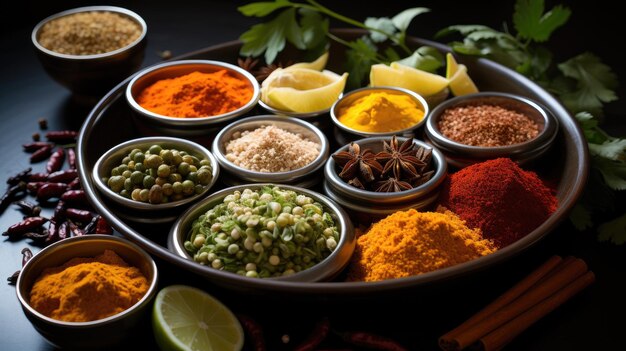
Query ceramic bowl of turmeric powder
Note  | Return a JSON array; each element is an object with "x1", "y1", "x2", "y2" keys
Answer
[
  {"x1": 16, "y1": 235, "x2": 158, "y2": 349},
  {"x1": 330, "y1": 86, "x2": 430, "y2": 138},
  {"x1": 126, "y1": 59, "x2": 260, "y2": 136}
]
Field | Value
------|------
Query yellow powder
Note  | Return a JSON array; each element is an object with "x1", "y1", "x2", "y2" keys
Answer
[
  {"x1": 337, "y1": 92, "x2": 424, "y2": 133},
  {"x1": 348, "y1": 209, "x2": 497, "y2": 282},
  {"x1": 29, "y1": 249, "x2": 150, "y2": 322}
]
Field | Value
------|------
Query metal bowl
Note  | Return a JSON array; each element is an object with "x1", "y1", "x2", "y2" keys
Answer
[
  {"x1": 92, "y1": 136, "x2": 219, "y2": 216},
  {"x1": 168, "y1": 184, "x2": 355, "y2": 282},
  {"x1": 324, "y1": 136, "x2": 447, "y2": 223},
  {"x1": 424, "y1": 92, "x2": 559, "y2": 168},
  {"x1": 16, "y1": 235, "x2": 158, "y2": 349},
  {"x1": 31, "y1": 6, "x2": 147, "y2": 99},
  {"x1": 126, "y1": 60, "x2": 260, "y2": 136},
  {"x1": 258, "y1": 99, "x2": 337, "y2": 119},
  {"x1": 212, "y1": 115, "x2": 329, "y2": 184},
  {"x1": 330, "y1": 86, "x2": 429, "y2": 138}
]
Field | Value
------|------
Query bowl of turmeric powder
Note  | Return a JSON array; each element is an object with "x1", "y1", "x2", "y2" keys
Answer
[
  {"x1": 126, "y1": 59, "x2": 260, "y2": 136},
  {"x1": 16, "y1": 235, "x2": 158, "y2": 349}
]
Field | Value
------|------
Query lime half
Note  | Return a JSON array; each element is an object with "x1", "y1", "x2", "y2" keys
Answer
[{"x1": 152, "y1": 285, "x2": 244, "y2": 351}]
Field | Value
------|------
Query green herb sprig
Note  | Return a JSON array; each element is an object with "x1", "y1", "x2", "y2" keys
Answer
[{"x1": 238, "y1": 0, "x2": 626, "y2": 244}]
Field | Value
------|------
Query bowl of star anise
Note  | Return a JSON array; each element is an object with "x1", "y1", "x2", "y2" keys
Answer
[{"x1": 323, "y1": 136, "x2": 447, "y2": 223}]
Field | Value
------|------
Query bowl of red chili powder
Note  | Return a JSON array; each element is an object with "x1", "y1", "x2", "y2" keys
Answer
[
  {"x1": 424, "y1": 92, "x2": 558, "y2": 168},
  {"x1": 126, "y1": 60, "x2": 260, "y2": 136}
]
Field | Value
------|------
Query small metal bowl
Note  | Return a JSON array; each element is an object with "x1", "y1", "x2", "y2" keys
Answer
[
  {"x1": 324, "y1": 136, "x2": 447, "y2": 224},
  {"x1": 92, "y1": 136, "x2": 219, "y2": 218},
  {"x1": 168, "y1": 184, "x2": 355, "y2": 282},
  {"x1": 31, "y1": 6, "x2": 147, "y2": 99},
  {"x1": 16, "y1": 235, "x2": 158, "y2": 349},
  {"x1": 126, "y1": 60, "x2": 260, "y2": 136},
  {"x1": 424, "y1": 92, "x2": 559, "y2": 168},
  {"x1": 330, "y1": 86, "x2": 429, "y2": 138},
  {"x1": 212, "y1": 115, "x2": 329, "y2": 185}
]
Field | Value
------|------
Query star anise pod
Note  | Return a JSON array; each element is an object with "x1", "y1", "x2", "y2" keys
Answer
[
  {"x1": 237, "y1": 56, "x2": 259, "y2": 74},
  {"x1": 375, "y1": 177, "x2": 413, "y2": 192},
  {"x1": 348, "y1": 177, "x2": 365, "y2": 189},
  {"x1": 332, "y1": 142, "x2": 383, "y2": 183},
  {"x1": 410, "y1": 170, "x2": 435, "y2": 187},
  {"x1": 376, "y1": 136, "x2": 426, "y2": 179},
  {"x1": 254, "y1": 60, "x2": 294, "y2": 82}
]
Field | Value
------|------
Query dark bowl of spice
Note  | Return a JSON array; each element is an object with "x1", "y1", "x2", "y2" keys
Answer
[
  {"x1": 424, "y1": 91, "x2": 559, "y2": 168},
  {"x1": 126, "y1": 59, "x2": 260, "y2": 136},
  {"x1": 168, "y1": 184, "x2": 355, "y2": 282},
  {"x1": 16, "y1": 235, "x2": 158, "y2": 349},
  {"x1": 31, "y1": 6, "x2": 147, "y2": 100},
  {"x1": 212, "y1": 115, "x2": 329, "y2": 186},
  {"x1": 92, "y1": 136, "x2": 219, "y2": 222},
  {"x1": 323, "y1": 136, "x2": 447, "y2": 224}
]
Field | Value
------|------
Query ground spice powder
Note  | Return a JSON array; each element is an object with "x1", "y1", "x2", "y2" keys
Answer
[
  {"x1": 337, "y1": 92, "x2": 424, "y2": 133},
  {"x1": 137, "y1": 70, "x2": 253, "y2": 118},
  {"x1": 348, "y1": 209, "x2": 496, "y2": 282},
  {"x1": 439, "y1": 158, "x2": 557, "y2": 247},
  {"x1": 29, "y1": 249, "x2": 149, "y2": 322}
]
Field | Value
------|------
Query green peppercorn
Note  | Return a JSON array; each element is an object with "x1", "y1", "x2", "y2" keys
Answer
[
  {"x1": 187, "y1": 171, "x2": 198, "y2": 183},
  {"x1": 122, "y1": 156, "x2": 131, "y2": 164},
  {"x1": 131, "y1": 171, "x2": 144, "y2": 185},
  {"x1": 178, "y1": 162, "x2": 190, "y2": 176},
  {"x1": 149, "y1": 144, "x2": 162, "y2": 155},
  {"x1": 195, "y1": 184, "x2": 204, "y2": 194},
  {"x1": 121, "y1": 170, "x2": 132, "y2": 179},
  {"x1": 168, "y1": 173, "x2": 182, "y2": 183},
  {"x1": 182, "y1": 180, "x2": 195, "y2": 195},
  {"x1": 197, "y1": 169, "x2": 212, "y2": 185},
  {"x1": 172, "y1": 181, "x2": 183, "y2": 194},
  {"x1": 200, "y1": 159, "x2": 211, "y2": 167},
  {"x1": 108, "y1": 175, "x2": 125, "y2": 193},
  {"x1": 139, "y1": 189, "x2": 149, "y2": 202},
  {"x1": 134, "y1": 162, "x2": 145, "y2": 172},
  {"x1": 133, "y1": 152, "x2": 145, "y2": 163},
  {"x1": 161, "y1": 150, "x2": 173, "y2": 164},
  {"x1": 131, "y1": 188, "x2": 142, "y2": 201},
  {"x1": 124, "y1": 178, "x2": 133, "y2": 191},
  {"x1": 145, "y1": 154, "x2": 163, "y2": 169},
  {"x1": 157, "y1": 164, "x2": 170, "y2": 178},
  {"x1": 155, "y1": 177, "x2": 167, "y2": 186},
  {"x1": 149, "y1": 184, "x2": 163, "y2": 204},
  {"x1": 162, "y1": 183, "x2": 173, "y2": 196},
  {"x1": 143, "y1": 175, "x2": 155, "y2": 189}
]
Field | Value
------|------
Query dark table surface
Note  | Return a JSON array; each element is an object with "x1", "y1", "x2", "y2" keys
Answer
[{"x1": 2, "y1": 1, "x2": 625, "y2": 350}]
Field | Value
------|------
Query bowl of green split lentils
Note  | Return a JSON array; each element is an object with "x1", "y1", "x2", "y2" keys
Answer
[
  {"x1": 31, "y1": 6, "x2": 147, "y2": 98},
  {"x1": 92, "y1": 137, "x2": 220, "y2": 219}
]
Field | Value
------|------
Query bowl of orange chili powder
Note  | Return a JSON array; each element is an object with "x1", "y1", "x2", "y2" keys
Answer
[
  {"x1": 16, "y1": 235, "x2": 158, "y2": 349},
  {"x1": 126, "y1": 59, "x2": 260, "y2": 136}
]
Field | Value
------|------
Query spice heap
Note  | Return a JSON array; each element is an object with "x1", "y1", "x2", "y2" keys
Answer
[
  {"x1": 224, "y1": 125, "x2": 320, "y2": 172},
  {"x1": 332, "y1": 136, "x2": 434, "y2": 192},
  {"x1": 184, "y1": 186, "x2": 340, "y2": 278},
  {"x1": 438, "y1": 104, "x2": 540, "y2": 147},
  {"x1": 38, "y1": 11, "x2": 142, "y2": 55},
  {"x1": 103, "y1": 144, "x2": 213, "y2": 204},
  {"x1": 348, "y1": 209, "x2": 496, "y2": 282},
  {"x1": 439, "y1": 158, "x2": 557, "y2": 247},
  {"x1": 337, "y1": 91, "x2": 425, "y2": 133},
  {"x1": 29, "y1": 249, "x2": 149, "y2": 322},
  {"x1": 136, "y1": 70, "x2": 253, "y2": 118}
]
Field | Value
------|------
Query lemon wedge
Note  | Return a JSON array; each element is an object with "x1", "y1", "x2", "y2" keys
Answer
[
  {"x1": 370, "y1": 63, "x2": 449, "y2": 97},
  {"x1": 446, "y1": 53, "x2": 479, "y2": 96},
  {"x1": 261, "y1": 67, "x2": 347, "y2": 113},
  {"x1": 286, "y1": 52, "x2": 329, "y2": 71}
]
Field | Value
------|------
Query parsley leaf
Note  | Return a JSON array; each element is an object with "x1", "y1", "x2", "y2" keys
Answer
[
  {"x1": 569, "y1": 204, "x2": 594, "y2": 231},
  {"x1": 395, "y1": 46, "x2": 444, "y2": 73},
  {"x1": 391, "y1": 7, "x2": 430, "y2": 32},
  {"x1": 593, "y1": 157, "x2": 626, "y2": 191},
  {"x1": 589, "y1": 140, "x2": 626, "y2": 162},
  {"x1": 344, "y1": 37, "x2": 378, "y2": 88},
  {"x1": 364, "y1": 17, "x2": 396, "y2": 43},
  {"x1": 598, "y1": 212, "x2": 626, "y2": 244},
  {"x1": 299, "y1": 8, "x2": 328, "y2": 50},
  {"x1": 238, "y1": 0, "x2": 292, "y2": 17},
  {"x1": 513, "y1": 0, "x2": 571, "y2": 42}
]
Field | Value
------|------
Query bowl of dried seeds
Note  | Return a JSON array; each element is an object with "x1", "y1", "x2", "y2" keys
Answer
[
  {"x1": 31, "y1": 6, "x2": 147, "y2": 99},
  {"x1": 424, "y1": 92, "x2": 559, "y2": 168},
  {"x1": 212, "y1": 115, "x2": 329, "y2": 186},
  {"x1": 323, "y1": 136, "x2": 447, "y2": 224}
]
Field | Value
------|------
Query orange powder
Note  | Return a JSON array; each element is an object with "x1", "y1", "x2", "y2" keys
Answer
[{"x1": 136, "y1": 70, "x2": 253, "y2": 118}]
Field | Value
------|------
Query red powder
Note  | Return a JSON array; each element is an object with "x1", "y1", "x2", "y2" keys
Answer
[{"x1": 439, "y1": 158, "x2": 558, "y2": 247}]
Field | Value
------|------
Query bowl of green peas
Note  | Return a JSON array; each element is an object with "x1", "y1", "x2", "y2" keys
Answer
[
  {"x1": 168, "y1": 184, "x2": 355, "y2": 282},
  {"x1": 92, "y1": 137, "x2": 220, "y2": 218}
]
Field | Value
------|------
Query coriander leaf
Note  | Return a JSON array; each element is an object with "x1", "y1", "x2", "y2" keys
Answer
[
  {"x1": 557, "y1": 52, "x2": 618, "y2": 114},
  {"x1": 395, "y1": 46, "x2": 444, "y2": 73},
  {"x1": 345, "y1": 37, "x2": 378, "y2": 89},
  {"x1": 589, "y1": 139, "x2": 626, "y2": 161},
  {"x1": 575, "y1": 112, "x2": 608, "y2": 144},
  {"x1": 238, "y1": 0, "x2": 291, "y2": 17},
  {"x1": 239, "y1": 8, "x2": 303, "y2": 63},
  {"x1": 513, "y1": 0, "x2": 571, "y2": 42},
  {"x1": 569, "y1": 204, "x2": 594, "y2": 231},
  {"x1": 592, "y1": 157, "x2": 626, "y2": 191},
  {"x1": 391, "y1": 7, "x2": 430, "y2": 32},
  {"x1": 364, "y1": 17, "x2": 396, "y2": 43},
  {"x1": 383, "y1": 47, "x2": 401, "y2": 63},
  {"x1": 528, "y1": 46, "x2": 552, "y2": 80},
  {"x1": 299, "y1": 8, "x2": 329, "y2": 50},
  {"x1": 435, "y1": 25, "x2": 495, "y2": 38},
  {"x1": 598, "y1": 212, "x2": 626, "y2": 244}
]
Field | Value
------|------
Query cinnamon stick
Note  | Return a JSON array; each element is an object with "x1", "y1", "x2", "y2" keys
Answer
[{"x1": 439, "y1": 256, "x2": 591, "y2": 351}]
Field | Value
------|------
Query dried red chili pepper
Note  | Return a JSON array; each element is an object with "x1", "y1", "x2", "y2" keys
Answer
[
  {"x1": 237, "y1": 314, "x2": 266, "y2": 351},
  {"x1": 22, "y1": 248, "x2": 33, "y2": 267},
  {"x1": 46, "y1": 221, "x2": 58, "y2": 243},
  {"x1": 24, "y1": 231, "x2": 50, "y2": 241},
  {"x1": 13, "y1": 200, "x2": 42, "y2": 217},
  {"x1": 294, "y1": 317, "x2": 330, "y2": 351},
  {"x1": 60, "y1": 189, "x2": 87, "y2": 206},
  {"x1": 341, "y1": 332, "x2": 408, "y2": 351},
  {"x1": 68, "y1": 177, "x2": 81, "y2": 190},
  {"x1": 83, "y1": 216, "x2": 99, "y2": 234},
  {"x1": 65, "y1": 208, "x2": 93, "y2": 223},
  {"x1": 67, "y1": 148, "x2": 76, "y2": 169},
  {"x1": 2, "y1": 216, "x2": 49, "y2": 238},
  {"x1": 45, "y1": 130, "x2": 78, "y2": 143},
  {"x1": 52, "y1": 200, "x2": 66, "y2": 222},
  {"x1": 26, "y1": 182, "x2": 46, "y2": 195},
  {"x1": 7, "y1": 168, "x2": 32, "y2": 185},
  {"x1": 30, "y1": 144, "x2": 53, "y2": 163},
  {"x1": 67, "y1": 220, "x2": 85, "y2": 237},
  {"x1": 95, "y1": 216, "x2": 113, "y2": 234},
  {"x1": 57, "y1": 221, "x2": 68, "y2": 240},
  {"x1": 22, "y1": 142, "x2": 53, "y2": 152},
  {"x1": 47, "y1": 169, "x2": 78, "y2": 183},
  {"x1": 46, "y1": 147, "x2": 65, "y2": 174},
  {"x1": 1, "y1": 181, "x2": 27, "y2": 214},
  {"x1": 36, "y1": 182, "x2": 69, "y2": 201},
  {"x1": 28, "y1": 172, "x2": 48, "y2": 182}
]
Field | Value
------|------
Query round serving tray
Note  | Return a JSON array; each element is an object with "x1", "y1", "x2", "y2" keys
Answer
[{"x1": 77, "y1": 29, "x2": 588, "y2": 298}]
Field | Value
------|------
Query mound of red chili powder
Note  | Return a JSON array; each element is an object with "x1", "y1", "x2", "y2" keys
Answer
[{"x1": 439, "y1": 158, "x2": 557, "y2": 248}]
